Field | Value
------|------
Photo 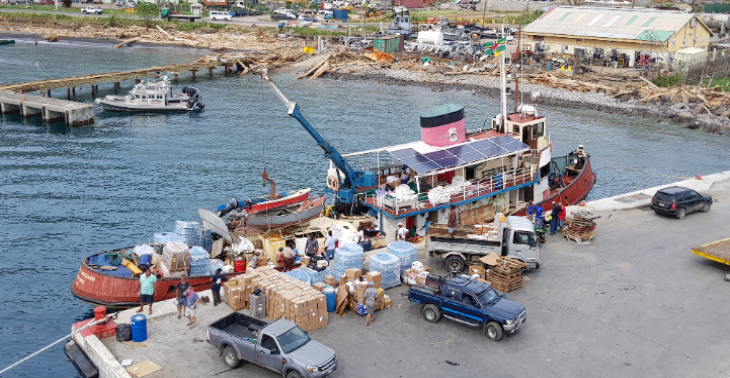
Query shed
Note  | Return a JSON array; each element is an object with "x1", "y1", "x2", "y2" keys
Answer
[
  {"x1": 374, "y1": 35, "x2": 404, "y2": 53},
  {"x1": 190, "y1": 2, "x2": 202, "y2": 15},
  {"x1": 332, "y1": 9, "x2": 348, "y2": 20}
]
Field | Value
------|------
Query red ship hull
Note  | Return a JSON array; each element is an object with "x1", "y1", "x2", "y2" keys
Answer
[
  {"x1": 248, "y1": 188, "x2": 310, "y2": 214},
  {"x1": 516, "y1": 156, "x2": 596, "y2": 215},
  {"x1": 71, "y1": 250, "x2": 244, "y2": 308}
]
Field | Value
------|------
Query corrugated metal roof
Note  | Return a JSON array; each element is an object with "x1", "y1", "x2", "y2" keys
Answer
[{"x1": 523, "y1": 6, "x2": 700, "y2": 41}]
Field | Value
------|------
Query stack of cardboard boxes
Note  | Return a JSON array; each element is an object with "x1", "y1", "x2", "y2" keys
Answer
[
  {"x1": 338, "y1": 268, "x2": 393, "y2": 314},
  {"x1": 222, "y1": 265, "x2": 330, "y2": 330}
]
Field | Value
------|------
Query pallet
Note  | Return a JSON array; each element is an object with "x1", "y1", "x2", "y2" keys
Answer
[
  {"x1": 226, "y1": 300, "x2": 249, "y2": 311},
  {"x1": 487, "y1": 269, "x2": 521, "y2": 282},
  {"x1": 490, "y1": 280, "x2": 523, "y2": 292}
]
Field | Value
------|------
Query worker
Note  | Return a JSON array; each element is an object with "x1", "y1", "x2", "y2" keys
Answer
[
  {"x1": 400, "y1": 167, "x2": 411, "y2": 185},
  {"x1": 175, "y1": 274, "x2": 190, "y2": 320},
  {"x1": 419, "y1": 219, "x2": 432, "y2": 236},
  {"x1": 137, "y1": 268, "x2": 156, "y2": 315},
  {"x1": 357, "y1": 225, "x2": 365, "y2": 243},
  {"x1": 364, "y1": 281, "x2": 378, "y2": 326},
  {"x1": 281, "y1": 244, "x2": 296, "y2": 272},
  {"x1": 305, "y1": 233, "x2": 319, "y2": 258},
  {"x1": 185, "y1": 287, "x2": 200, "y2": 329},
  {"x1": 549, "y1": 201, "x2": 562, "y2": 235},
  {"x1": 250, "y1": 250, "x2": 260, "y2": 269},
  {"x1": 324, "y1": 230, "x2": 337, "y2": 264},
  {"x1": 447, "y1": 204, "x2": 458, "y2": 238},
  {"x1": 210, "y1": 268, "x2": 227, "y2": 306},
  {"x1": 397, "y1": 222, "x2": 408, "y2": 240},
  {"x1": 558, "y1": 202, "x2": 566, "y2": 231}
]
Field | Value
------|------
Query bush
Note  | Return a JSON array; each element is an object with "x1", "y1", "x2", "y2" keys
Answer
[
  {"x1": 62, "y1": 0, "x2": 72, "y2": 7},
  {"x1": 135, "y1": 2, "x2": 159, "y2": 29},
  {"x1": 653, "y1": 75, "x2": 683, "y2": 88}
]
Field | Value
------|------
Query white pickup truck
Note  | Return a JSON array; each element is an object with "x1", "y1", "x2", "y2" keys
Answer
[{"x1": 81, "y1": 6, "x2": 103, "y2": 14}]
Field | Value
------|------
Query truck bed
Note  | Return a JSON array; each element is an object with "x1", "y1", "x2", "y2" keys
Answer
[
  {"x1": 430, "y1": 236, "x2": 501, "y2": 247},
  {"x1": 210, "y1": 312, "x2": 267, "y2": 339},
  {"x1": 693, "y1": 238, "x2": 730, "y2": 265}
]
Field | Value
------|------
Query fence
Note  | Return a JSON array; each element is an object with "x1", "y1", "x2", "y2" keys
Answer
[{"x1": 684, "y1": 54, "x2": 730, "y2": 87}]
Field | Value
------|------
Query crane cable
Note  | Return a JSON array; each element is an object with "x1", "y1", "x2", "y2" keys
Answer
[{"x1": 0, "y1": 314, "x2": 116, "y2": 376}]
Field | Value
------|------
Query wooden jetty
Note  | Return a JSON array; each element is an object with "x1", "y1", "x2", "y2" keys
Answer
[
  {"x1": 0, "y1": 90, "x2": 94, "y2": 126},
  {"x1": 0, "y1": 58, "x2": 237, "y2": 98}
]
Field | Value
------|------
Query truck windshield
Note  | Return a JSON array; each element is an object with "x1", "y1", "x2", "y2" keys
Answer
[
  {"x1": 513, "y1": 231, "x2": 537, "y2": 248},
  {"x1": 477, "y1": 288, "x2": 498, "y2": 304},
  {"x1": 276, "y1": 326, "x2": 311, "y2": 354}
]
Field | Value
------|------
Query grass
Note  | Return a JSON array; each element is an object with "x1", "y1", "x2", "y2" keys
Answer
[
  {"x1": 291, "y1": 26, "x2": 345, "y2": 36},
  {"x1": 409, "y1": 8, "x2": 544, "y2": 25},
  {"x1": 653, "y1": 75, "x2": 683, "y2": 88},
  {"x1": 704, "y1": 76, "x2": 730, "y2": 92},
  {"x1": 0, "y1": 4, "x2": 138, "y2": 16}
]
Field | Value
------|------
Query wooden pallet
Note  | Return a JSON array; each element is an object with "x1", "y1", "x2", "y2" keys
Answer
[
  {"x1": 490, "y1": 280, "x2": 523, "y2": 292},
  {"x1": 226, "y1": 300, "x2": 249, "y2": 311},
  {"x1": 487, "y1": 269, "x2": 521, "y2": 282},
  {"x1": 491, "y1": 257, "x2": 526, "y2": 274}
]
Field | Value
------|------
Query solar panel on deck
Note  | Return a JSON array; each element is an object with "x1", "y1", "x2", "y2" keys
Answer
[
  {"x1": 457, "y1": 151, "x2": 487, "y2": 162},
  {"x1": 477, "y1": 144, "x2": 507, "y2": 157},
  {"x1": 390, "y1": 148, "x2": 418, "y2": 158},
  {"x1": 446, "y1": 145, "x2": 477, "y2": 155},
  {"x1": 433, "y1": 156, "x2": 466, "y2": 168},
  {"x1": 490, "y1": 135, "x2": 519, "y2": 146},
  {"x1": 411, "y1": 162, "x2": 441, "y2": 172},
  {"x1": 424, "y1": 150, "x2": 454, "y2": 160},
  {"x1": 399, "y1": 154, "x2": 432, "y2": 167},
  {"x1": 469, "y1": 139, "x2": 497, "y2": 150}
]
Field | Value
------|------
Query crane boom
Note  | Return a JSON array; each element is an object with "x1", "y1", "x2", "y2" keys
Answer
[{"x1": 260, "y1": 70, "x2": 363, "y2": 203}]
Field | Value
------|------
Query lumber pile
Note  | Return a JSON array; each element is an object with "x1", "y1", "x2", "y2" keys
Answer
[
  {"x1": 562, "y1": 210, "x2": 601, "y2": 244},
  {"x1": 639, "y1": 85, "x2": 730, "y2": 109},
  {"x1": 295, "y1": 48, "x2": 358, "y2": 80},
  {"x1": 486, "y1": 257, "x2": 525, "y2": 293}
]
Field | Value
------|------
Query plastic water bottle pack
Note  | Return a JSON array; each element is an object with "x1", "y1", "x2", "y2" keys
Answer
[
  {"x1": 199, "y1": 228, "x2": 213, "y2": 252},
  {"x1": 209, "y1": 259, "x2": 226, "y2": 275},
  {"x1": 175, "y1": 220, "x2": 203, "y2": 248},
  {"x1": 300, "y1": 266, "x2": 332, "y2": 285},
  {"x1": 387, "y1": 241, "x2": 418, "y2": 276},
  {"x1": 154, "y1": 232, "x2": 185, "y2": 245},
  {"x1": 368, "y1": 252, "x2": 402, "y2": 289},
  {"x1": 285, "y1": 269, "x2": 312, "y2": 285},
  {"x1": 332, "y1": 244, "x2": 364, "y2": 279},
  {"x1": 189, "y1": 246, "x2": 210, "y2": 276}
]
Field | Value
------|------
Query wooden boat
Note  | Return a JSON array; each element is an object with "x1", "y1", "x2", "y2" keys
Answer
[
  {"x1": 243, "y1": 196, "x2": 326, "y2": 227},
  {"x1": 71, "y1": 246, "x2": 242, "y2": 308},
  {"x1": 219, "y1": 188, "x2": 311, "y2": 217},
  {"x1": 0, "y1": 39, "x2": 15, "y2": 46}
]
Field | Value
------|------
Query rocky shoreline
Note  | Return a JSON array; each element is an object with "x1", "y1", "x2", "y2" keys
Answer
[{"x1": 328, "y1": 68, "x2": 730, "y2": 136}]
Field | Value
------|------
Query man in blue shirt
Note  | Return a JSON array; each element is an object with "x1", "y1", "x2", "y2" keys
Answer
[
  {"x1": 210, "y1": 268, "x2": 227, "y2": 306},
  {"x1": 185, "y1": 288, "x2": 200, "y2": 329},
  {"x1": 527, "y1": 202, "x2": 545, "y2": 228},
  {"x1": 137, "y1": 269, "x2": 157, "y2": 315}
]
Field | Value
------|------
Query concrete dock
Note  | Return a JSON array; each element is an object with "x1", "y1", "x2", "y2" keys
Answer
[
  {"x1": 0, "y1": 90, "x2": 94, "y2": 126},
  {"x1": 71, "y1": 176, "x2": 730, "y2": 378}
]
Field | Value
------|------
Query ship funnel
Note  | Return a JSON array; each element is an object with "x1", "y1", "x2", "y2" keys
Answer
[{"x1": 420, "y1": 104, "x2": 466, "y2": 147}]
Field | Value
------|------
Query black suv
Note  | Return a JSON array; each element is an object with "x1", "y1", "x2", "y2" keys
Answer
[{"x1": 650, "y1": 186, "x2": 712, "y2": 219}]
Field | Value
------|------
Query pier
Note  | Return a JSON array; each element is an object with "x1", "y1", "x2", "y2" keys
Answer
[{"x1": 0, "y1": 90, "x2": 94, "y2": 126}]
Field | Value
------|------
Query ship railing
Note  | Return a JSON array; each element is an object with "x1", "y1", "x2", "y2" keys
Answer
[{"x1": 356, "y1": 165, "x2": 535, "y2": 216}]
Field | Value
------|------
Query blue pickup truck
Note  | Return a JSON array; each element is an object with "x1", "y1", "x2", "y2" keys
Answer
[{"x1": 408, "y1": 275, "x2": 526, "y2": 341}]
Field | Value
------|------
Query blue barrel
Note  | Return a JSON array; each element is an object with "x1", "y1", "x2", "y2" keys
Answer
[
  {"x1": 323, "y1": 287, "x2": 336, "y2": 312},
  {"x1": 131, "y1": 314, "x2": 147, "y2": 342}
]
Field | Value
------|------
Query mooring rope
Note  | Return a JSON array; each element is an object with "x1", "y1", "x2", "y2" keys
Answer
[{"x1": 0, "y1": 315, "x2": 114, "y2": 376}]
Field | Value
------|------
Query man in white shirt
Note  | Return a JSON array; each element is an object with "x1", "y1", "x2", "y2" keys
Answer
[
  {"x1": 357, "y1": 226, "x2": 365, "y2": 243},
  {"x1": 324, "y1": 230, "x2": 337, "y2": 264},
  {"x1": 397, "y1": 222, "x2": 408, "y2": 241}
]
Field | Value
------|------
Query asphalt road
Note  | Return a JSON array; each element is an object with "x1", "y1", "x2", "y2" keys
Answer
[{"x1": 104, "y1": 178, "x2": 730, "y2": 378}]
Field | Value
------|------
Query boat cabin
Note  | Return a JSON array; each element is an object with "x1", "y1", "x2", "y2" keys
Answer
[{"x1": 127, "y1": 79, "x2": 172, "y2": 106}]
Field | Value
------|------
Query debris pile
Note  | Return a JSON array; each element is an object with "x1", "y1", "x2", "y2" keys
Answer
[
  {"x1": 562, "y1": 210, "x2": 601, "y2": 244},
  {"x1": 486, "y1": 257, "x2": 525, "y2": 293}
]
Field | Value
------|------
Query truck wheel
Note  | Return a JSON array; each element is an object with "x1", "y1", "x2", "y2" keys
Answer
[
  {"x1": 445, "y1": 256, "x2": 465, "y2": 272},
  {"x1": 676, "y1": 208, "x2": 686, "y2": 220},
  {"x1": 221, "y1": 346, "x2": 240, "y2": 369},
  {"x1": 485, "y1": 321, "x2": 504, "y2": 342},
  {"x1": 422, "y1": 304, "x2": 442, "y2": 323},
  {"x1": 701, "y1": 203, "x2": 711, "y2": 213},
  {"x1": 286, "y1": 370, "x2": 303, "y2": 378}
]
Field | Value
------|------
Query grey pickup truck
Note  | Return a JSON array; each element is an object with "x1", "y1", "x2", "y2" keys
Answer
[{"x1": 207, "y1": 313, "x2": 337, "y2": 378}]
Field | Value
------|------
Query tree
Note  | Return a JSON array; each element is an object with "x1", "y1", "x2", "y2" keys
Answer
[
  {"x1": 136, "y1": 2, "x2": 160, "y2": 29},
  {"x1": 62, "y1": 0, "x2": 72, "y2": 7}
]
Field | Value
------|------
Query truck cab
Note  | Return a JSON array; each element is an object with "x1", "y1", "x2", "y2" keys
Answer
[
  {"x1": 428, "y1": 216, "x2": 541, "y2": 271},
  {"x1": 408, "y1": 275, "x2": 526, "y2": 341}
]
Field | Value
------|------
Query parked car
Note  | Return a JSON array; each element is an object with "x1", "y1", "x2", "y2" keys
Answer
[
  {"x1": 316, "y1": 9, "x2": 333, "y2": 20},
  {"x1": 209, "y1": 10, "x2": 232, "y2": 21},
  {"x1": 247, "y1": 8, "x2": 263, "y2": 15},
  {"x1": 271, "y1": 12, "x2": 296, "y2": 20},
  {"x1": 207, "y1": 313, "x2": 337, "y2": 378},
  {"x1": 115, "y1": 0, "x2": 124, "y2": 5},
  {"x1": 298, "y1": 14, "x2": 316, "y2": 25},
  {"x1": 273, "y1": 7, "x2": 289, "y2": 14},
  {"x1": 232, "y1": 9, "x2": 248, "y2": 16},
  {"x1": 81, "y1": 6, "x2": 103, "y2": 14},
  {"x1": 39, "y1": 0, "x2": 54, "y2": 4},
  {"x1": 408, "y1": 274, "x2": 526, "y2": 342},
  {"x1": 650, "y1": 186, "x2": 712, "y2": 219}
]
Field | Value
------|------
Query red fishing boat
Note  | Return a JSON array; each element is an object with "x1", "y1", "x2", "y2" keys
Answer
[
  {"x1": 71, "y1": 246, "x2": 242, "y2": 308},
  {"x1": 216, "y1": 171, "x2": 311, "y2": 216}
]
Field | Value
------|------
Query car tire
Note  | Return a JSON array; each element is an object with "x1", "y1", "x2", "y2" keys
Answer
[
  {"x1": 422, "y1": 304, "x2": 442, "y2": 323},
  {"x1": 485, "y1": 321, "x2": 504, "y2": 342},
  {"x1": 221, "y1": 346, "x2": 240, "y2": 369},
  {"x1": 676, "y1": 208, "x2": 686, "y2": 220},
  {"x1": 701, "y1": 202, "x2": 711, "y2": 213},
  {"x1": 444, "y1": 255, "x2": 465, "y2": 272},
  {"x1": 286, "y1": 370, "x2": 303, "y2": 378}
]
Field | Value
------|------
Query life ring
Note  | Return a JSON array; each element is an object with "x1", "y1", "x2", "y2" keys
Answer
[{"x1": 327, "y1": 176, "x2": 340, "y2": 191}]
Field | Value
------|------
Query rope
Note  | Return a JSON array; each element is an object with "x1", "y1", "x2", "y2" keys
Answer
[
  {"x1": 591, "y1": 154, "x2": 693, "y2": 181},
  {"x1": 0, "y1": 315, "x2": 115, "y2": 375}
]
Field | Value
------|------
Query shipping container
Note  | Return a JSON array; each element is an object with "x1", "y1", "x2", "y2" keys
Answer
[
  {"x1": 394, "y1": 0, "x2": 423, "y2": 8},
  {"x1": 373, "y1": 35, "x2": 403, "y2": 53},
  {"x1": 332, "y1": 8, "x2": 348, "y2": 19}
]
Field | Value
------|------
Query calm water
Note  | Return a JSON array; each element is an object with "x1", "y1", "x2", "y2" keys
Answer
[{"x1": 1, "y1": 39, "x2": 729, "y2": 377}]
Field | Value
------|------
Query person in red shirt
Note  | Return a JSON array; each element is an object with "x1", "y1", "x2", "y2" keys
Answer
[{"x1": 558, "y1": 202, "x2": 566, "y2": 231}]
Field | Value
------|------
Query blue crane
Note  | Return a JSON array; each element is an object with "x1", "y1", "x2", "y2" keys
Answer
[{"x1": 261, "y1": 70, "x2": 375, "y2": 204}]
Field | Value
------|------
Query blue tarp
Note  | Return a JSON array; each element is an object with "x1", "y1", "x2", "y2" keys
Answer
[{"x1": 87, "y1": 254, "x2": 134, "y2": 277}]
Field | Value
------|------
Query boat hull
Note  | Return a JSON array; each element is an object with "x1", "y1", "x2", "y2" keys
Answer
[
  {"x1": 249, "y1": 188, "x2": 311, "y2": 214},
  {"x1": 245, "y1": 196, "x2": 325, "y2": 227},
  {"x1": 98, "y1": 101, "x2": 193, "y2": 112},
  {"x1": 71, "y1": 251, "x2": 243, "y2": 308},
  {"x1": 515, "y1": 155, "x2": 596, "y2": 215}
]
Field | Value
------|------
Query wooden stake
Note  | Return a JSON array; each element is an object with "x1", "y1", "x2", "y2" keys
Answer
[
  {"x1": 209, "y1": 67, "x2": 214, "y2": 77},
  {"x1": 67, "y1": 88, "x2": 70, "y2": 99},
  {"x1": 192, "y1": 70, "x2": 197, "y2": 79}
]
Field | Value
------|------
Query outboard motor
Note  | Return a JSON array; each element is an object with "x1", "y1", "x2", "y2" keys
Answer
[{"x1": 217, "y1": 198, "x2": 239, "y2": 217}]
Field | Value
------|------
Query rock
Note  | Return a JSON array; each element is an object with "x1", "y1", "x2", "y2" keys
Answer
[
  {"x1": 659, "y1": 105, "x2": 670, "y2": 112},
  {"x1": 691, "y1": 106, "x2": 705, "y2": 116},
  {"x1": 675, "y1": 111, "x2": 694, "y2": 119},
  {"x1": 721, "y1": 111, "x2": 730, "y2": 118},
  {"x1": 427, "y1": 67, "x2": 438, "y2": 74}
]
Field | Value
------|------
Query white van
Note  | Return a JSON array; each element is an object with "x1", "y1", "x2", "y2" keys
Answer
[
  {"x1": 316, "y1": 10, "x2": 333, "y2": 21},
  {"x1": 209, "y1": 10, "x2": 232, "y2": 21}
]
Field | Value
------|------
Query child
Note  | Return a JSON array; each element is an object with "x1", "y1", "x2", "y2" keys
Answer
[{"x1": 185, "y1": 288, "x2": 200, "y2": 329}]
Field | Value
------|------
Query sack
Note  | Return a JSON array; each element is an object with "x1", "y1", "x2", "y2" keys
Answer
[{"x1": 116, "y1": 324, "x2": 132, "y2": 342}]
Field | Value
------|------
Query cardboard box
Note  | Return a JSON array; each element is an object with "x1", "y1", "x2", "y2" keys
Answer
[
  {"x1": 384, "y1": 294, "x2": 393, "y2": 308},
  {"x1": 312, "y1": 282, "x2": 327, "y2": 292},
  {"x1": 315, "y1": 294, "x2": 327, "y2": 310},
  {"x1": 365, "y1": 271, "x2": 382, "y2": 288},
  {"x1": 324, "y1": 275, "x2": 338, "y2": 287},
  {"x1": 302, "y1": 256, "x2": 311, "y2": 266},
  {"x1": 345, "y1": 268, "x2": 362, "y2": 281}
]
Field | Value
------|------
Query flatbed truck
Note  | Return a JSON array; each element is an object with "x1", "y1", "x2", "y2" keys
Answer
[{"x1": 692, "y1": 238, "x2": 730, "y2": 266}]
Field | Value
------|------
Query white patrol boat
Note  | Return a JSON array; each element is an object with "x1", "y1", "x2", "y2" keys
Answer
[{"x1": 95, "y1": 76, "x2": 204, "y2": 112}]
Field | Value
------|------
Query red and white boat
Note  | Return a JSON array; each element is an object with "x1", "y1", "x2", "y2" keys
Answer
[{"x1": 217, "y1": 188, "x2": 311, "y2": 216}]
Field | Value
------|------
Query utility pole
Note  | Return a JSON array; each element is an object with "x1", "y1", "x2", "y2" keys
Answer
[
  {"x1": 515, "y1": 14, "x2": 521, "y2": 113},
  {"x1": 481, "y1": 0, "x2": 487, "y2": 28}
]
